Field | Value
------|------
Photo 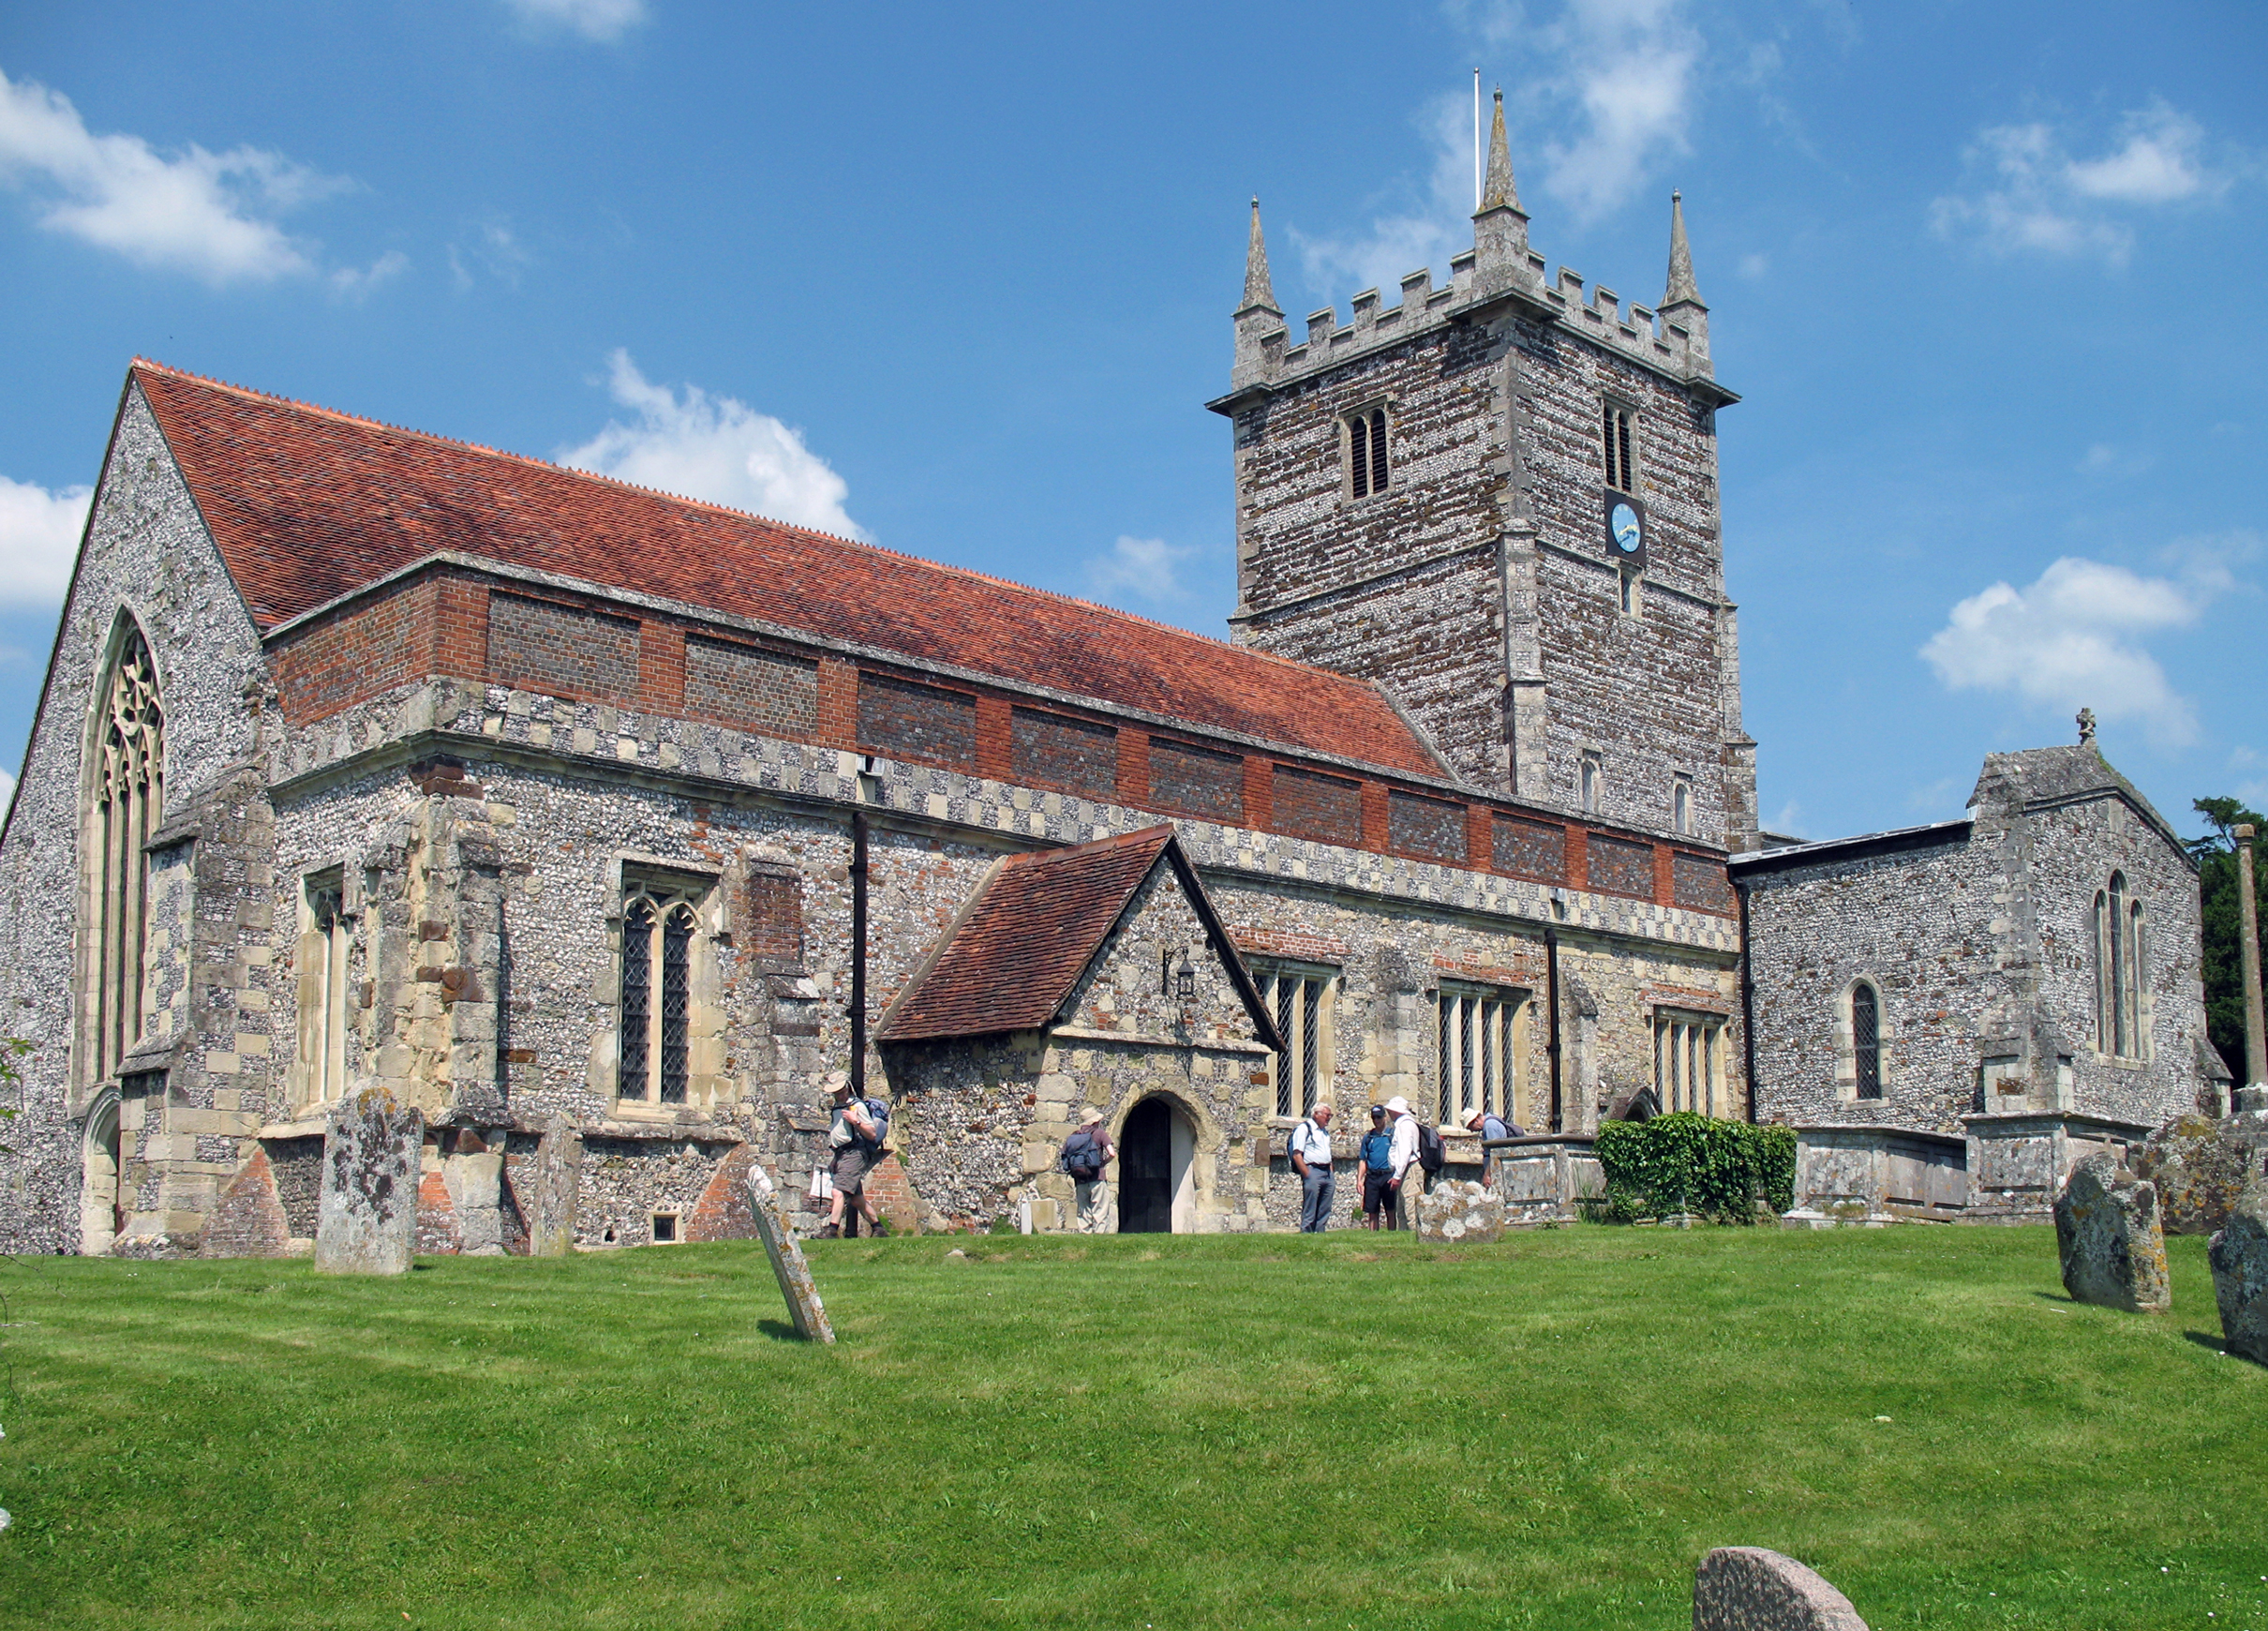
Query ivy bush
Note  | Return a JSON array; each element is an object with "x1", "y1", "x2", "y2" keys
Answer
[{"x1": 1591, "y1": 1113, "x2": 1796, "y2": 1223}]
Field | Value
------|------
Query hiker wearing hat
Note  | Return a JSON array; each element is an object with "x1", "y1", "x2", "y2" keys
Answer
[
  {"x1": 1466, "y1": 1105, "x2": 1515, "y2": 1185},
  {"x1": 1383, "y1": 1096, "x2": 1423, "y2": 1226},
  {"x1": 1288, "y1": 1101, "x2": 1335, "y2": 1232},
  {"x1": 1060, "y1": 1105, "x2": 1115, "y2": 1233},
  {"x1": 822, "y1": 1077, "x2": 884, "y2": 1239},
  {"x1": 1357, "y1": 1104, "x2": 1396, "y2": 1229}
]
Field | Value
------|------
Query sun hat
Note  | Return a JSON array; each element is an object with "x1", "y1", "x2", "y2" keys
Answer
[
  {"x1": 1384, "y1": 1095, "x2": 1410, "y2": 1115},
  {"x1": 1076, "y1": 1103, "x2": 1104, "y2": 1125}
]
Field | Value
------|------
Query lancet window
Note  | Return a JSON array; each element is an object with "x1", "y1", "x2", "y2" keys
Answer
[
  {"x1": 618, "y1": 873, "x2": 709, "y2": 1105},
  {"x1": 89, "y1": 625, "x2": 163, "y2": 1083},
  {"x1": 1346, "y1": 407, "x2": 1391, "y2": 499},
  {"x1": 2094, "y1": 874, "x2": 2145, "y2": 1059}
]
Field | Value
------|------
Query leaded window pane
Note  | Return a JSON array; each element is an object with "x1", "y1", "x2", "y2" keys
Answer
[
  {"x1": 620, "y1": 899, "x2": 653, "y2": 1099},
  {"x1": 1853, "y1": 984, "x2": 1880, "y2": 1100},
  {"x1": 660, "y1": 905, "x2": 693, "y2": 1103}
]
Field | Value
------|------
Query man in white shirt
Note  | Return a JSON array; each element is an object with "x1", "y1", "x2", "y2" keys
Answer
[
  {"x1": 1289, "y1": 1102, "x2": 1335, "y2": 1232},
  {"x1": 1383, "y1": 1095, "x2": 1423, "y2": 1226}
]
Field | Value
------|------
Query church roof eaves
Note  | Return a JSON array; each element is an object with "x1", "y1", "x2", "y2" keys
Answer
[{"x1": 126, "y1": 360, "x2": 1446, "y2": 782}]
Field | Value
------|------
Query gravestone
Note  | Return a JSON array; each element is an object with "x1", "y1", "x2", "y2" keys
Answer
[
  {"x1": 1415, "y1": 1179, "x2": 1508, "y2": 1243},
  {"x1": 2052, "y1": 1154, "x2": 2171, "y2": 1313},
  {"x1": 2132, "y1": 1111, "x2": 2268, "y2": 1234},
  {"x1": 1693, "y1": 1547, "x2": 1868, "y2": 1631},
  {"x1": 526, "y1": 1115, "x2": 583, "y2": 1257},
  {"x1": 746, "y1": 1165, "x2": 835, "y2": 1343},
  {"x1": 314, "y1": 1085, "x2": 422, "y2": 1276},
  {"x1": 2208, "y1": 1188, "x2": 2268, "y2": 1364}
]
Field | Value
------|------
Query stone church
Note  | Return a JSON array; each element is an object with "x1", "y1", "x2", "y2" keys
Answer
[{"x1": 0, "y1": 97, "x2": 2224, "y2": 1256}]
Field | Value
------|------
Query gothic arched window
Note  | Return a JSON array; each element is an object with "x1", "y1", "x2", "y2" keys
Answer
[
  {"x1": 1347, "y1": 407, "x2": 1390, "y2": 499},
  {"x1": 618, "y1": 878, "x2": 707, "y2": 1105},
  {"x1": 2096, "y1": 874, "x2": 2143, "y2": 1058},
  {"x1": 1851, "y1": 981, "x2": 1882, "y2": 1100},
  {"x1": 89, "y1": 624, "x2": 162, "y2": 1083}
]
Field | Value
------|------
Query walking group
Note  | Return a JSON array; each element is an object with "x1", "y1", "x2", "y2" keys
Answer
[{"x1": 1056, "y1": 1098, "x2": 1517, "y2": 1234}]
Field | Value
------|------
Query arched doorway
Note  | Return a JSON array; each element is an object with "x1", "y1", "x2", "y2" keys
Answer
[
  {"x1": 1118, "y1": 1096, "x2": 1195, "y2": 1234},
  {"x1": 81, "y1": 1092, "x2": 123, "y2": 1254}
]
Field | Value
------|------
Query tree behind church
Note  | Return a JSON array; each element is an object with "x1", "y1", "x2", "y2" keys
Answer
[{"x1": 2191, "y1": 797, "x2": 2268, "y2": 1082}]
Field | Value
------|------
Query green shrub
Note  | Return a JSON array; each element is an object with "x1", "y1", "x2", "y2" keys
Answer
[{"x1": 1592, "y1": 1114, "x2": 1796, "y2": 1222}]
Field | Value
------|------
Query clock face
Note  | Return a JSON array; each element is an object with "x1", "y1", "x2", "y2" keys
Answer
[{"x1": 1610, "y1": 501, "x2": 1642, "y2": 555}]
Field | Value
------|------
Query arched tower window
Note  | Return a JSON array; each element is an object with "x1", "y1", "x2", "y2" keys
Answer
[
  {"x1": 1851, "y1": 981, "x2": 1882, "y2": 1100},
  {"x1": 88, "y1": 623, "x2": 163, "y2": 1084}
]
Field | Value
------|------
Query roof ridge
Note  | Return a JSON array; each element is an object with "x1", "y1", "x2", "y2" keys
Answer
[{"x1": 127, "y1": 358, "x2": 1355, "y2": 671}]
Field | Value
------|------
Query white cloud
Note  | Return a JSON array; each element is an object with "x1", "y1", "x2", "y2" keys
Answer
[
  {"x1": 1531, "y1": 0, "x2": 1701, "y2": 222},
  {"x1": 558, "y1": 351, "x2": 864, "y2": 540},
  {"x1": 0, "y1": 474, "x2": 91, "y2": 606},
  {"x1": 1291, "y1": 93, "x2": 1477, "y2": 300},
  {"x1": 1931, "y1": 101, "x2": 2236, "y2": 264},
  {"x1": 0, "y1": 66, "x2": 349, "y2": 284},
  {"x1": 1085, "y1": 536, "x2": 1198, "y2": 605},
  {"x1": 1919, "y1": 556, "x2": 2215, "y2": 747},
  {"x1": 501, "y1": 0, "x2": 647, "y2": 42},
  {"x1": 329, "y1": 249, "x2": 409, "y2": 302},
  {"x1": 1762, "y1": 801, "x2": 1809, "y2": 841}
]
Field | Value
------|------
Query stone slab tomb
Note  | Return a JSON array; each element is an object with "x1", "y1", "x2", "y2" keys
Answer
[
  {"x1": 1415, "y1": 1180, "x2": 1507, "y2": 1243},
  {"x1": 2209, "y1": 1189, "x2": 2268, "y2": 1365},
  {"x1": 314, "y1": 1085, "x2": 422, "y2": 1276},
  {"x1": 2132, "y1": 1111, "x2": 2268, "y2": 1234},
  {"x1": 1693, "y1": 1547, "x2": 1868, "y2": 1631},
  {"x1": 2052, "y1": 1153, "x2": 2171, "y2": 1313}
]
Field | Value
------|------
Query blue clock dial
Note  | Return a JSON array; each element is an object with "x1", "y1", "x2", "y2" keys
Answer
[{"x1": 1610, "y1": 501, "x2": 1641, "y2": 553}]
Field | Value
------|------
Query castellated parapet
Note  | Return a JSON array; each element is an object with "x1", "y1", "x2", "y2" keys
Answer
[{"x1": 1215, "y1": 98, "x2": 1752, "y2": 854}]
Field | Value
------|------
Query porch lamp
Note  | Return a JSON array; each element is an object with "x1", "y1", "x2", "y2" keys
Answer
[{"x1": 1174, "y1": 956, "x2": 1197, "y2": 1001}]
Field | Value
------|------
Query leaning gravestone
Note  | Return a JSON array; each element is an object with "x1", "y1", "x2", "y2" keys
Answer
[
  {"x1": 2131, "y1": 1111, "x2": 2268, "y2": 1234},
  {"x1": 2208, "y1": 1188, "x2": 2268, "y2": 1364},
  {"x1": 2052, "y1": 1153, "x2": 2171, "y2": 1313},
  {"x1": 314, "y1": 1085, "x2": 422, "y2": 1276},
  {"x1": 1415, "y1": 1180, "x2": 1508, "y2": 1243},
  {"x1": 1693, "y1": 1548, "x2": 1867, "y2": 1630},
  {"x1": 745, "y1": 1165, "x2": 835, "y2": 1343}
]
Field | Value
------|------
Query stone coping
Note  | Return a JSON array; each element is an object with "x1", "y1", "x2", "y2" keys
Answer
[
  {"x1": 1793, "y1": 1123, "x2": 1968, "y2": 1152},
  {"x1": 1960, "y1": 1111, "x2": 2155, "y2": 1138},
  {"x1": 1048, "y1": 1024, "x2": 1272, "y2": 1056},
  {"x1": 1481, "y1": 1134, "x2": 1598, "y2": 1151}
]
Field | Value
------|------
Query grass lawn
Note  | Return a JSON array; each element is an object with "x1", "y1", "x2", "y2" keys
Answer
[{"x1": 0, "y1": 1223, "x2": 2260, "y2": 1630}]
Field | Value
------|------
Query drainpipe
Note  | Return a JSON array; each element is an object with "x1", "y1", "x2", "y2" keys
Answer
[
  {"x1": 850, "y1": 809, "x2": 869, "y2": 1098},
  {"x1": 1736, "y1": 873, "x2": 1759, "y2": 1124},
  {"x1": 1544, "y1": 920, "x2": 1562, "y2": 1133}
]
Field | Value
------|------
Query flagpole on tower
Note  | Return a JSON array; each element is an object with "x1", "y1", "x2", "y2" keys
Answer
[{"x1": 1473, "y1": 68, "x2": 1482, "y2": 211}]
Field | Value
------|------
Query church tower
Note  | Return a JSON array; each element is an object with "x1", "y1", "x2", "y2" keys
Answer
[{"x1": 1209, "y1": 93, "x2": 1758, "y2": 852}]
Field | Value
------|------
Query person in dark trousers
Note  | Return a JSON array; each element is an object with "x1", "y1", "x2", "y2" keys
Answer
[
  {"x1": 1289, "y1": 1101, "x2": 1335, "y2": 1232},
  {"x1": 1358, "y1": 1104, "x2": 1397, "y2": 1230}
]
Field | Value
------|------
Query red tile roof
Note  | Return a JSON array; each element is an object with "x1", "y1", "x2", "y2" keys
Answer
[
  {"x1": 878, "y1": 827, "x2": 1178, "y2": 1042},
  {"x1": 130, "y1": 361, "x2": 1444, "y2": 779}
]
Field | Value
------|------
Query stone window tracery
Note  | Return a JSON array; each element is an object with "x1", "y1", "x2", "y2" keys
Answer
[
  {"x1": 618, "y1": 874, "x2": 710, "y2": 1106},
  {"x1": 2095, "y1": 873, "x2": 2145, "y2": 1059},
  {"x1": 1432, "y1": 983, "x2": 1526, "y2": 1126},
  {"x1": 1653, "y1": 1009, "x2": 1725, "y2": 1116},
  {"x1": 88, "y1": 622, "x2": 163, "y2": 1085},
  {"x1": 292, "y1": 871, "x2": 351, "y2": 1109},
  {"x1": 1259, "y1": 962, "x2": 1334, "y2": 1117},
  {"x1": 1345, "y1": 406, "x2": 1390, "y2": 499},
  {"x1": 1603, "y1": 401, "x2": 1638, "y2": 493}
]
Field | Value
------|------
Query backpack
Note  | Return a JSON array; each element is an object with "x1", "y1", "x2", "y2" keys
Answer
[
  {"x1": 1060, "y1": 1128, "x2": 1106, "y2": 1182},
  {"x1": 1415, "y1": 1120, "x2": 1447, "y2": 1175},
  {"x1": 1284, "y1": 1117, "x2": 1316, "y2": 1164},
  {"x1": 858, "y1": 1096, "x2": 890, "y2": 1150},
  {"x1": 1361, "y1": 1129, "x2": 1394, "y2": 1174}
]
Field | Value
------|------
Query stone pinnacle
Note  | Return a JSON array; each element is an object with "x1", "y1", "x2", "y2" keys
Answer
[
  {"x1": 1238, "y1": 196, "x2": 1279, "y2": 317},
  {"x1": 1477, "y1": 88, "x2": 1522, "y2": 216},
  {"x1": 1664, "y1": 188, "x2": 1705, "y2": 308}
]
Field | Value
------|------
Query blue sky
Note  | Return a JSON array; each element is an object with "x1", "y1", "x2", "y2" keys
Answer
[{"x1": 0, "y1": 0, "x2": 2261, "y2": 844}]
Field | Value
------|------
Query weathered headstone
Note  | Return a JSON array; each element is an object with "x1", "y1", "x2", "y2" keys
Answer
[
  {"x1": 2052, "y1": 1153, "x2": 2171, "y2": 1313},
  {"x1": 1693, "y1": 1547, "x2": 1868, "y2": 1631},
  {"x1": 2208, "y1": 1188, "x2": 2268, "y2": 1364},
  {"x1": 314, "y1": 1085, "x2": 422, "y2": 1276},
  {"x1": 746, "y1": 1165, "x2": 835, "y2": 1343},
  {"x1": 1415, "y1": 1179, "x2": 1508, "y2": 1244},
  {"x1": 525, "y1": 1115, "x2": 583, "y2": 1257},
  {"x1": 2132, "y1": 1111, "x2": 2268, "y2": 1234}
]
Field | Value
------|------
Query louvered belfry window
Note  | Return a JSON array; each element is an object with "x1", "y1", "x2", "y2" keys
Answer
[
  {"x1": 92, "y1": 624, "x2": 163, "y2": 1082},
  {"x1": 618, "y1": 877, "x2": 709, "y2": 1104},
  {"x1": 1603, "y1": 402, "x2": 1635, "y2": 492},
  {"x1": 1348, "y1": 407, "x2": 1390, "y2": 498}
]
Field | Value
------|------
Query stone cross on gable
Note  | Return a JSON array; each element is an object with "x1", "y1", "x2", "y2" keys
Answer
[{"x1": 2077, "y1": 707, "x2": 2096, "y2": 745}]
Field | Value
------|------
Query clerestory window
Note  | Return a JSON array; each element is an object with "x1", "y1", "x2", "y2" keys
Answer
[{"x1": 1346, "y1": 407, "x2": 1391, "y2": 499}]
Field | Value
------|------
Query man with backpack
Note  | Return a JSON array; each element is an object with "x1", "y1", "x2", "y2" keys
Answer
[
  {"x1": 1060, "y1": 1105, "x2": 1115, "y2": 1233},
  {"x1": 1382, "y1": 1095, "x2": 1447, "y2": 1217},
  {"x1": 1359, "y1": 1104, "x2": 1397, "y2": 1230},
  {"x1": 821, "y1": 1077, "x2": 888, "y2": 1239},
  {"x1": 1288, "y1": 1101, "x2": 1335, "y2": 1232}
]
